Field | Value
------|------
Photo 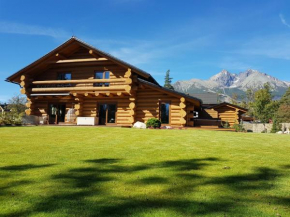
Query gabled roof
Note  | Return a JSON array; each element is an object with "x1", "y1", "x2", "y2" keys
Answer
[
  {"x1": 189, "y1": 93, "x2": 218, "y2": 104},
  {"x1": 138, "y1": 78, "x2": 202, "y2": 107},
  {"x1": 208, "y1": 102, "x2": 248, "y2": 112},
  {"x1": 6, "y1": 37, "x2": 159, "y2": 85}
]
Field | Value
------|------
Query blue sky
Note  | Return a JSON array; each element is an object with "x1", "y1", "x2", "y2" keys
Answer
[{"x1": 1, "y1": 0, "x2": 290, "y2": 102}]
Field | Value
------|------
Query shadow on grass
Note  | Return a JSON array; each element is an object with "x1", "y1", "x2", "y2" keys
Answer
[
  {"x1": 2, "y1": 158, "x2": 288, "y2": 217},
  {"x1": 0, "y1": 163, "x2": 55, "y2": 171},
  {"x1": 205, "y1": 167, "x2": 281, "y2": 190}
]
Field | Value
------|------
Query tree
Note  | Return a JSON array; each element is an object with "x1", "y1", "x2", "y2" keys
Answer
[
  {"x1": 7, "y1": 94, "x2": 26, "y2": 114},
  {"x1": 276, "y1": 87, "x2": 290, "y2": 123},
  {"x1": 252, "y1": 83, "x2": 276, "y2": 123},
  {"x1": 164, "y1": 70, "x2": 174, "y2": 90}
]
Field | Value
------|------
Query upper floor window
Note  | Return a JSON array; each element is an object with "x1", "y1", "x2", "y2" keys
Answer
[
  {"x1": 159, "y1": 102, "x2": 170, "y2": 124},
  {"x1": 57, "y1": 72, "x2": 71, "y2": 80},
  {"x1": 57, "y1": 72, "x2": 71, "y2": 87},
  {"x1": 94, "y1": 71, "x2": 110, "y2": 87}
]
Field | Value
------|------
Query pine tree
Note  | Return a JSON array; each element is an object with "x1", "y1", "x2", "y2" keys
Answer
[{"x1": 164, "y1": 70, "x2": 174, "y2": 90}]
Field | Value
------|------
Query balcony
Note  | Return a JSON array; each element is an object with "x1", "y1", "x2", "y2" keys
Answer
[{"x1": 26, "y1": 78, "x2": 132, "y2": 94}]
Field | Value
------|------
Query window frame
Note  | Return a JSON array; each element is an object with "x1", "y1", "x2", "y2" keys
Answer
[
  {"x1": 94, "y1": 71, "x2": 110, "y2": 87},
  {"x1": 159, "y1": 101, "x2": 171, "y2": 125},
  {"x1": 57, "y1": 72, "x2": 72, "y2": 80}
]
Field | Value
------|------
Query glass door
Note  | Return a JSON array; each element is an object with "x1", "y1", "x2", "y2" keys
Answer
[
  {"x1": 48, "y1": 103, "x2": 66, "y2": 124},
  {"x1": 98, "y1": 103, "x2": 116, "y2": 125}
]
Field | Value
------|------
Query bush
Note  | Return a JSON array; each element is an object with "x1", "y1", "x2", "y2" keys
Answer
[
  {"x1": 221, "y1": 121, "x2": 230, "y2": 128},
  {"x1": 0, "y1": 112, "x2": 23, "y2": 125},
  {"x1": 233, "y1": 123, "x2": 245, "y2": 132},
  {"x1": 146, "y1": 118, "x2": 161, "y2": 129},
  {"x1": 271, "y1": 117, "x2": 281, "y2": 133},
  {"x1": 0, "y1": 114, "x2": 3, "y2": 125}
]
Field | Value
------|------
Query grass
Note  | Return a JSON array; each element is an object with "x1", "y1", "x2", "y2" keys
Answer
[{"x1": 0, "y1": 126, "x2": 289, "y2": 217}]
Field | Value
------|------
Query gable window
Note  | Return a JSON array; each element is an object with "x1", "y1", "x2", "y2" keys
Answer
[
  {"x1": 94, "y1": 71, "x2": 110, "y2": 87},
  {"x1": 159, "y1": 102, "x2": 170, "y2": 124}
]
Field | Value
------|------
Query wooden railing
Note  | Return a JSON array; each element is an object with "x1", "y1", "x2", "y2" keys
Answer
[{"x1": 28, "y1": 78, "x2": 132, "y2": 93}]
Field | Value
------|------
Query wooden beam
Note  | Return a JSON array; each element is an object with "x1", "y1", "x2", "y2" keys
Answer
[
  {"x1": 129, "y1": 102, "x2": 135, "y2": 109},
  {"x1": 20, "y1": 88, "x2": 26, "y2": 94},
  {"x1": 32, "y1": 78, "x2": 128, "y2": 84},
  {"x1": 20, "y1": 75, "x2": 26, "y2": 81},
  {"x1": 55, "y1": 53, "x2": 67, "y2": 59},
  {"x1": 89, "y1": 49, "x2": 99, "y2": 58},
  {"x1": 31, "y1": 85, "x2": 131, "y2": 93},
  {"x1": 20, "y1": 81, "x2": 25, "y2": 87},
  {"x1": 55, "y1": 58, "x2": 108, "y2": 64},
  {"x1": 124, "y1": 68, "x2": 132, "y2": 78}
]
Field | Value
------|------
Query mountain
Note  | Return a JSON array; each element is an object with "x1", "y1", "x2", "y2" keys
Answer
[{"x1": 173, "y1": 69, "x2": 290, "y2": 101}]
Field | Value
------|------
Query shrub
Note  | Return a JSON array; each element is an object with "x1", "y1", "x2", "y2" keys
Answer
[
  {"x1": 233, "y1": 123, "x2": 245, "y2": 132},
  {"x1": 146, "y1": 118, "x2": 161, "y2": 129},
  {"x1": 271, "y1": 117, "x2": 281, "y2": 133},
  {"x1": 221, "y1": 121, "x2": 230, "y2": 128},
  {"x1": 0, "y1": 114, "x2": 3, "y2": 125}
]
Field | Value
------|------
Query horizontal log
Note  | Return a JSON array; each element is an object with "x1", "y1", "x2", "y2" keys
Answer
[
  {"x1": 179, "y1": 102, "x2": 186, "y2": 109},
  {"x1": 20, "y1": 88, "x2": 26, "y2": 94},
  {"x1": 32, "y1": 78, "x2": 129, "y2": 84},
  {"x1": 31, "y1": 85, "x2": 131, "y2": 93},
  {"x1": 124, "y1": 68, "x2": 131, "y2": 78}
]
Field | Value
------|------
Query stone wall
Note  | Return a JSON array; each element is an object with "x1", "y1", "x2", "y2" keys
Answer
[
  {"x1": 243, "y1": 122, "x2": 290, "y2": 133},
  {"x1": 22, "y1": 115, "x2": 40, "y2": 125},
  {"x1": 281, "y1": 123, "x2": 290, "y2": 132}
]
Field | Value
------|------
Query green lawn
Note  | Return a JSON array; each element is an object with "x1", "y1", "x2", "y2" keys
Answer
[{"x1": 0, "y1": 127, "x2": 289, "y2": 217}]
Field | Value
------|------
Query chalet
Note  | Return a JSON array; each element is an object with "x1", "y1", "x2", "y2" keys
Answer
[
  {"x1": 6, "y1": 37, "x2": 246, "y2": 127},
  {"x1": 6, "y1": 37, "x2": 202, "y2": 127},
  {"x1": 190, "y1": 93, "x2": 248, "y2": 127}
]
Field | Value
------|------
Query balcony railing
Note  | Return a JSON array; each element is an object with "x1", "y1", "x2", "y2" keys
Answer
[{"x1": 29, "y1": 78, "x2": 132, "y2": 93}]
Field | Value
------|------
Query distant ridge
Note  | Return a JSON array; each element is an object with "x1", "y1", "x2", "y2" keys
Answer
[{"x1": 173, "y1": 69, "x2": 290, "y2": 101}]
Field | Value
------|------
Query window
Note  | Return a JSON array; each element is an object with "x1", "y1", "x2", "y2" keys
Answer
[
  {"x1": 55, "y1": 73, "x2": 71, "y2": 87},
  {"x1": 159, "y1": 102, "x2": 170, "y2": 124},
  {"x1": 57, "y1": 73, "x2": 71, "y2": 80},
  {"x1": 94, "y1": 71, "x2": 110, "y2": 87}
]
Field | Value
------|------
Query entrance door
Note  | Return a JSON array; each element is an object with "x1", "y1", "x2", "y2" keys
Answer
[
  {"x1": 98, "y1": 103, "x2": 116, "y2": 125},
  {"x1": 48, "y1": 104, "x2": 66, "y2": 124}
]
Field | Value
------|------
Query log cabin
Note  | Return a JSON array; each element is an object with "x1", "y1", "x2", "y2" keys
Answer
[
  {"x1": 6, "y1": 37, "x2": 202, "y2": 127},
  {"x1": 6, "y1": 37, "x2": 247, "y2": 127},
  {"x1": 189, "y1": 93, "x2": 247, "y2": 127}
]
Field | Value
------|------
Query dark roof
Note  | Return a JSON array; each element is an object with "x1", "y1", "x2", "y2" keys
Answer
[
  {"x1": 6, "y1": 37, "x2": 159, "y2": 85},
  {"x1": 189, "y1": 93, "x2": 218, "y2": 104},
  {"x1": 0, "y1": 104, "x2": 10, "y2": 112},
  {"x1": 208, "y1": 102, "x2": 248, "y2": 112},
  {"x1": 138, "y1": 78, "x2": 203, "y2": 105}
]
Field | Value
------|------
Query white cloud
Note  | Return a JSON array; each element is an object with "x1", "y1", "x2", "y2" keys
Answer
[
  {"x1": 230, "y1": 34, "x2": 290, "y2": 60},
  {"x1": 0, "y1": 21, "x2": 69, "y2": 38},
  {"x1": 279, "y1": 14, "x2": 290, "y2": 28},
  {"x1": 90, "y1": 35, "x2": 214, "y2": 66}
]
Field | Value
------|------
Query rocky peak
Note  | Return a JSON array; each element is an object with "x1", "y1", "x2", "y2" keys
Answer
[{"x1": 209, "y1": 69, "x2": 237, "y2": 87}]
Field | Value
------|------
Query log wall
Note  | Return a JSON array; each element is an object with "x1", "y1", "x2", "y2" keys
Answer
[{"x1": 214, "y1": 106, "x2": 239, "y2": 126}]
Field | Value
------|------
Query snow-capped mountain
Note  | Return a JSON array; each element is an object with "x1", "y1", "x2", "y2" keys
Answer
[{"x1": 173, "y1": 69, "x2": 290, "y2": 100}]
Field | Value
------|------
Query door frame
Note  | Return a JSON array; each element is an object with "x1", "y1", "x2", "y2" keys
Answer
[
  {"x1": 48, "y1": 103, "x2": 66, "y2": 124},
  {"x1": 97, "y1": 102, "x2": 117, "y2": 125}
]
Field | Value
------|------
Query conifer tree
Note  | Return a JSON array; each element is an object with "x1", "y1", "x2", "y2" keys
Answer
[{"x1": 164, "y1": 70, "x2": 174, "y2": 90}]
